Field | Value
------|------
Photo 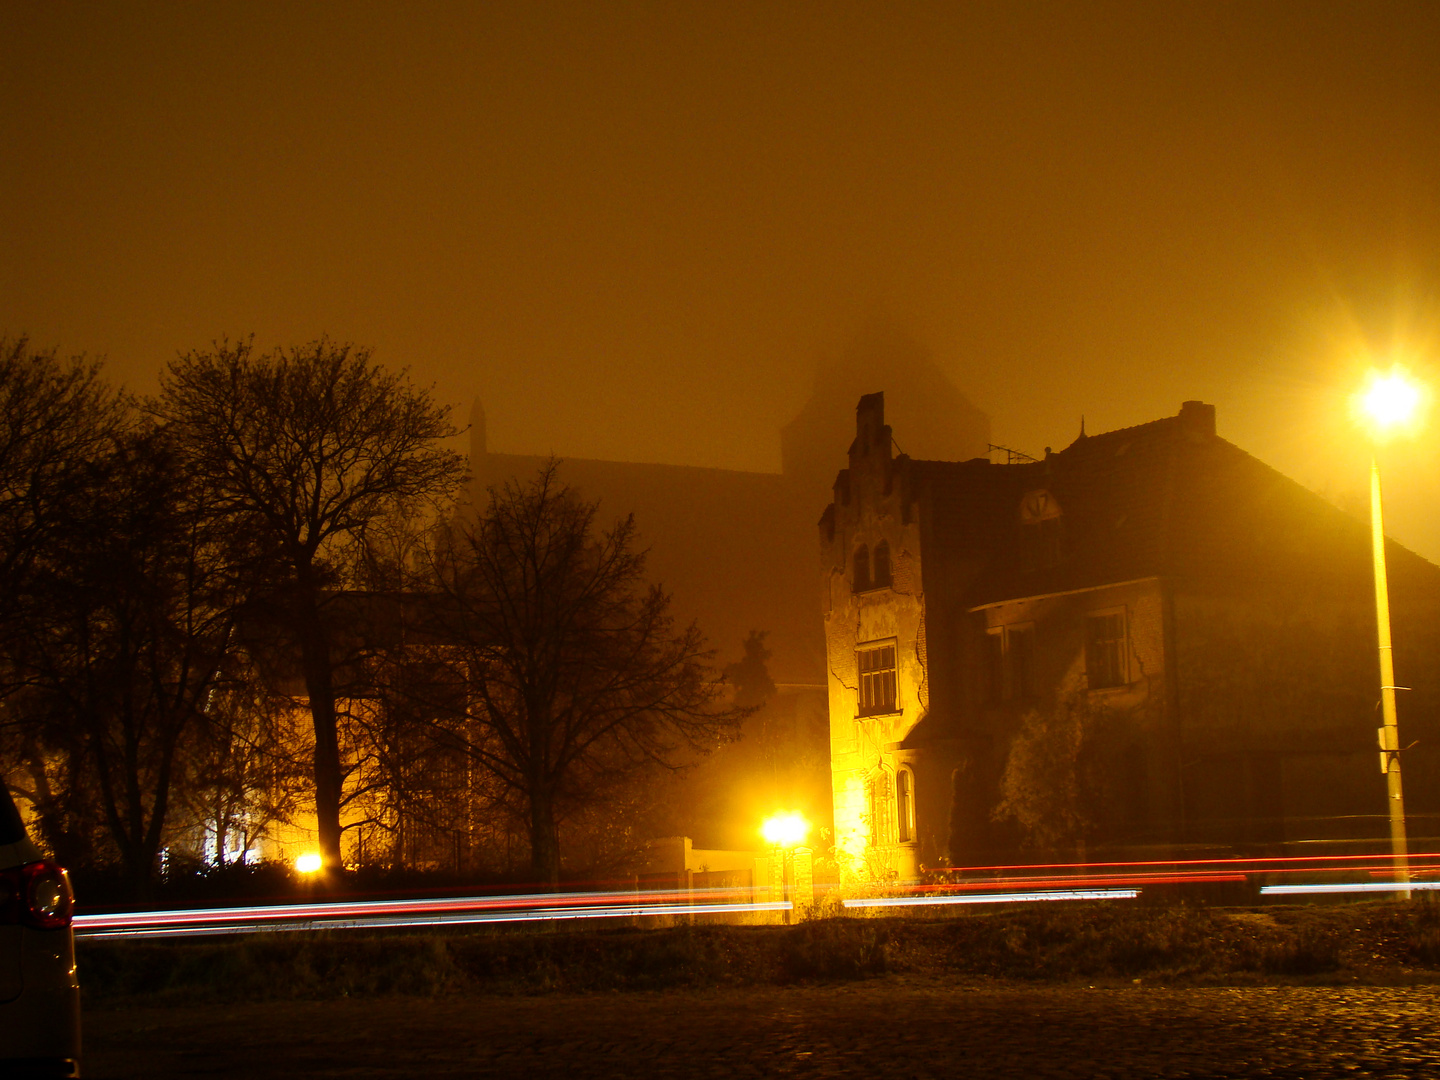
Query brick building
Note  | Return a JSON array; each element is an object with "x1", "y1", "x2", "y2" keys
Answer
[{"x1": 822, "y1": 393, "x2": 1440, "y2": 879}]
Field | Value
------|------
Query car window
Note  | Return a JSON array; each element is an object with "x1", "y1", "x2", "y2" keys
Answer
[{"x1": 0, "y1": 785, "x2": 28, "y2": 846}]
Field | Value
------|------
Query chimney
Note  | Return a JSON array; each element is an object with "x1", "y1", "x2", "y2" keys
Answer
[{"x1": 1178, "y1": 400, "x2": 1215, "y2": 438}]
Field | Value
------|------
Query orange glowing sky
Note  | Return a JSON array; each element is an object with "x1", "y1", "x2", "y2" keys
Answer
[{"x1": 4, "y1": 2, "x2": 1440, "y2": 556}]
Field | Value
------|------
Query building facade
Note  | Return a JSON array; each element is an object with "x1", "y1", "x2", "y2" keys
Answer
[{"x1": 823, "y1": 394, "x2": 1440, "y2": 878}]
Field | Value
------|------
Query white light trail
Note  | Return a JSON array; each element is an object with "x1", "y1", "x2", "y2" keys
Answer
[
  {"x1": 1259, "y1": 881, "x2": 1440, "y2": 896},
  {"x1": 74, "y1": 889, "x2": 789, "y2": 940},
  {"x1": 842, "y1": 888, "x2": 1138, "y2": 908}
]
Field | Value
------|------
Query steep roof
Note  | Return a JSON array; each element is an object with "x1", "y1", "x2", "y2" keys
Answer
[{"x1": 942, "y1": 403, "x2": 1438, "y2": 608}]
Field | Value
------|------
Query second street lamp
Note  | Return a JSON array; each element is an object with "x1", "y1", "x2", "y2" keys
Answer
[
  {"x1": 761, "y1": 812, "x2": 810, "y2": 923},
  {"x1": 1359, "y1": 368, "x2": 1424, "y2": 898}
]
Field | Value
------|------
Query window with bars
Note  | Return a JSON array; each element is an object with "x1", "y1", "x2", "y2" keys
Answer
[
  {"x1": 867, "y1": 769, "x2": 897, "y2": 847},
  {"x1": 857, "y1": 643, "x2": 898, "y2": 715},
  {"x1": 1085, "y1": 611, "x2": 1128, "y2": 689}
]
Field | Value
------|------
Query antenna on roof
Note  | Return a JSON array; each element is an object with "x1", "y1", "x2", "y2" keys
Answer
[
  {"x1": 988, "y1": 443, "x2": 1040, "y2": 465},
  {"x1": 1079, "y1": 415, "x2": 1086, "y2": 438}
]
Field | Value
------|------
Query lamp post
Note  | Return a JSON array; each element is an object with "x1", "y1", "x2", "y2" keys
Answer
[
  {"x1": 761, "y1": 811, "x2": 809, "y2": 923},
  {"x1": 1359, "y1": 369, "x2": 1423, "y2": 898}
]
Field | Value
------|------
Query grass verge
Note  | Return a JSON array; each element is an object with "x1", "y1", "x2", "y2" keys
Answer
[{"x1": 78, "y1": 899, "x2": 1440, "y2": 1005}]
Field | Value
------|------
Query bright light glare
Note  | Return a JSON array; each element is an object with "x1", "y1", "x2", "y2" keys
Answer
[
  {"x1": 761, "y1": 811, "x2": 810, "y2": 847},
  {"x1": 1360, "y1": 369, "x2": 1424, "y2": 432},
  {"x1": 294, "y1": 853, "x2": 322, "y2": 874}
]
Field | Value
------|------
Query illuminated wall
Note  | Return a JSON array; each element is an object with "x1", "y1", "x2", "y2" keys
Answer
[{"x1": 821, "y1": 394, "x2": 929, "y2": 880}]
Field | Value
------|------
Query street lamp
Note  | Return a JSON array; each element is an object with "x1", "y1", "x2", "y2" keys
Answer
[
  {"x1": 294, "y1": 852, "x2": 322, "y2": 875},
  {"x1": 761, "y1": 811, "x2": 810, "y2": 922},
  {"x1": 1358, "y1": 367, "x2": 1425, "y2": 898}
]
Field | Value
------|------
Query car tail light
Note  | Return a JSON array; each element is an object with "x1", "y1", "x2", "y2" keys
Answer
[{"x1": 0, "y1": 860, "x2": 74, "y2": 930}]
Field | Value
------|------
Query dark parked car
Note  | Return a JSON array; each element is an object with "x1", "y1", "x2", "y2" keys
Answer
[{"x1": 0, "y1": 784, "x2": 79, "y2": 1077}]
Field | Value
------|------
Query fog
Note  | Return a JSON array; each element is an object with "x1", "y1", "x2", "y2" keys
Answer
[{"x1": 5, "y1": 1, "x2": 1440, "y2": 556}]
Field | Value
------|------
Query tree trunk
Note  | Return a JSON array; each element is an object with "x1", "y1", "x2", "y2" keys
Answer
[
  {"x1": 295, "y1": 582, "x2": 345, "y2": 881},
  {"x1": 528, "y1": 782, "x2": 561, "y2": 889},
  {"x1": 124, "y1": 847, "x2": 157, "y2": 908},
  {"x1": 213, "y1": 799, "x2": 228, "y2": 867}
]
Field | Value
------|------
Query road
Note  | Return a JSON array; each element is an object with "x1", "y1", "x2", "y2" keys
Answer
[{"x1": 83, "y1": 980, "x2": 1440, "y2": 1078}]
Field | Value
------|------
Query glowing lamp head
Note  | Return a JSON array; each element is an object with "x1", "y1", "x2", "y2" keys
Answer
[
  {"x1": 761, "y1": 811, "x2": 810, "y2": 848},
  {"x1": 1360, "y1": 368, "x2": 1425, "y2": 435},
  {"x1": 295, "y1": 853, "x2": 323, "y2": 874}
]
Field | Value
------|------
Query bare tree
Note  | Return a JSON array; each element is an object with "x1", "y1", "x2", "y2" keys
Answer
[
  {"x1": 0, "y1": 337, "x2": 124, "y2": 682},
  {"x1": 15, "y1": 426, "x2": 244, "y2": 900},
  {"x1": 0, "y1": 339, "x2": 125, "y2": 868},
  {"x1": 415, "y1": 462, "x2": 742, "y2": 886},
  {"x1": 153, "y1": 338, "x2": 463, "y2": 876}
]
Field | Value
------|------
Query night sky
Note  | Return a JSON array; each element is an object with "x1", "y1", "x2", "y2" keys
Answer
[{"x1": 5, "y1": 2, "x2": 1440, "y2": 557}]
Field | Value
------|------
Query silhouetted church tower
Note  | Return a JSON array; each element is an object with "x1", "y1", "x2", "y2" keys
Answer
[{"x1": 781, "y1": 325, "x2": 990, "y2": 496}]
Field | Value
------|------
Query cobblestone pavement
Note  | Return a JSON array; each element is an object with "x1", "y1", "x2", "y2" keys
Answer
[{"x1": 84, "y1": 981, "x2": 1440, "y2": 1078}]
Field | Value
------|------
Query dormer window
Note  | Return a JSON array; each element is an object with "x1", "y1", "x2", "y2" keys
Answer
[
  {"x1": 872, "y1": 541, "x2": 892, "y2": 588},
  {"x1": 1019, "y1": 489, "x2": 1064, "y2": 570},
  {"x1": 852, "y1": 544, "x2": 871, "y2": 592}
]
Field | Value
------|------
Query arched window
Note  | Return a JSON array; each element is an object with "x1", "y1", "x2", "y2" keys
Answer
[
  {"x1": 852, "y1": 544, "x2": 871, "y2": 592},
  {"x1": 872, "y1": 541, "x2": 892, "y2": 588},
  {"x1": 896, "y1": 768, "x2": 915, "y2": 843},
  {"x1": 1019, "y1": 489, "x2": 1065, "y2": 570}
]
